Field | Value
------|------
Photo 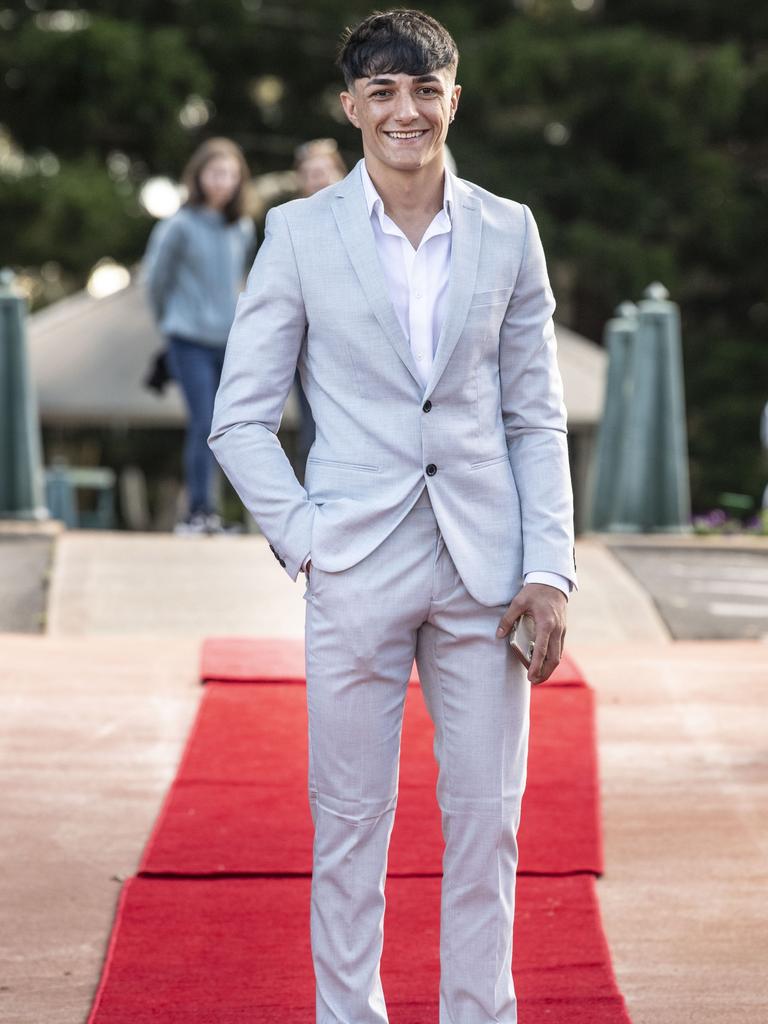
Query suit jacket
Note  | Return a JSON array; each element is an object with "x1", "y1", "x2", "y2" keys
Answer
[{"x1": 208, "y1": 159, "x2": 577, "y2": 607}]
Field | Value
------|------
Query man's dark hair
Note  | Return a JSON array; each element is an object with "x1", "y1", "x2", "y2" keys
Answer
[{"x1": 337, "y1": 10, "x2": 458, "y2": 88}]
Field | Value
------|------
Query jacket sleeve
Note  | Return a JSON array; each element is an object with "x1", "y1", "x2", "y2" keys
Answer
[
  {"x1": 500, "y1": 203, "x2": 578, "y2": 590},
  {"x1": 142, "y1": 215, "x2": 186, "y2": 324},
  {"x1": 208, "y1": 204, "x2": 314, "y2": 581}
]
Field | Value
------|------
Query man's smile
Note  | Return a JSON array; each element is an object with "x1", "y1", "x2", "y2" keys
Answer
[{"x1": 384, "y1": 129, "x2": 430, "y2": 141}]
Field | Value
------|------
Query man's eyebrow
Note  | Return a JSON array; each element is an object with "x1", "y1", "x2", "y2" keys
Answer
[{"x1": 364, "y1": 74, "x2": 443, "y2": 87}]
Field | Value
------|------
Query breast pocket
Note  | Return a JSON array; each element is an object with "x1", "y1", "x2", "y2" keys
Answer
[
  {"x1": 468, "y1": 287, "x2": 513, "y2": 309},
  {"x1": 463, "y1": 291, "x2": 510, "y2": 350}
]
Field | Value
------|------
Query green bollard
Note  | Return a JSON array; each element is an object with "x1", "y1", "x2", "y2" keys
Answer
[
  {"x1": 590, "y1": 302, "x2": 638, "y2": 530},
  {"x1": 636, "y1": 282, "x2": 691, "y2": 531},
  {"x1": 608, "y1": 283, "x2": 691, "y2": 532},
  {"x1": 0, "y1": 269, "x2": 48, "y2": 520},
  {"x1": 610, "y1": 292, "x2": 661, "y2": 531}
]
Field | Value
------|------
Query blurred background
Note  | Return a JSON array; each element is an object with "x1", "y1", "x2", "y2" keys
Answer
[{"x1": 2, "y1": 0, "x2": 767, "y2": 531}]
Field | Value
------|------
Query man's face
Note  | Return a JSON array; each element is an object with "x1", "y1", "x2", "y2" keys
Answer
[{"x1": 340, "y1": 67, "x2": 460, "y2": 174}]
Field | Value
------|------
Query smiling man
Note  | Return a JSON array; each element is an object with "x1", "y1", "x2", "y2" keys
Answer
[{"x1": 209, "y1": 10, "x2": 577, "y2": 1024}]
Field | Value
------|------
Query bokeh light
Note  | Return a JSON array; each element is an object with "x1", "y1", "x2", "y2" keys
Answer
[
  {"x1": 139, "y1": 177, "x2": 184, "y2": 219},
  {"x1": 86, "y1": 259, "x2": 131, "y2": 299}
]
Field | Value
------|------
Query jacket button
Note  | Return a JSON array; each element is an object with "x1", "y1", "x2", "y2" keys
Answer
[
  {"x1": 426, "y1": 463, "x2": 437, "y2": 476},
  {"x1": 422, "y1": 400, "x2": 432, "y2": 412},
  {"x1": 279, "y1": 558, "x2": 286, "y2": 567}
]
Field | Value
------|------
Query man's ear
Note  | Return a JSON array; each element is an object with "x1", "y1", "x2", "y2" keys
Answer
[
  {"x1": 339, "y1": 89, "x2": 360, "y2": 129},
  {"x1": 450, "y1": 83, "x2": 462, "y2": 119}
]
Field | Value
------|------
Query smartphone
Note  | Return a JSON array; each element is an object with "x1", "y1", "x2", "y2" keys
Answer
[{"x1": 508, "y1": 613, "x2": 537, "y2": 672}]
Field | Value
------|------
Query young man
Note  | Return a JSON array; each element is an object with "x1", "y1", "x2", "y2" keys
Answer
[{"x1": 209, "y1": 10, "x2": 577, "y2": 1023}]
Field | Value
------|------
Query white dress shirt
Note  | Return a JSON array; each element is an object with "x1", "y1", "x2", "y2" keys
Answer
[
  {"x1": 361, "y1": 160, "x2": 452, "y2": 391},
  {"x1": 305, "y1": 161, "x2": 570, "y2": 600}
]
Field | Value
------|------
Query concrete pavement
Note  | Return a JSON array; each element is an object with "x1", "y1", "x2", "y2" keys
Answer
[
  {"x1": 1, "y1": 528, "x2": 766, "y2": 1023},
  {"x1": 602, "y1": 534, "x2": 768, "y2": 640},
  {"x1": 580, "y1": 640, "x2": 768, "y2": 1023},
  {"x1": 0, "y1": 521, "x2": 60, "y2": 632},
  {"x1": 45, "y1": 529, "x2": 670, "y2": 643},
  {"x1": 0, "y1": 636, "x2": 200, "y2": 1023}
]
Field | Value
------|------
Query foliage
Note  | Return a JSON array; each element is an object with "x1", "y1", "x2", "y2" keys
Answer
[
  {"x1": 1, "y1": 0, "x2": 766, "y2": 509},
  {"x1": 692, "y1": 508, "x2": 768, "y2": 536}
]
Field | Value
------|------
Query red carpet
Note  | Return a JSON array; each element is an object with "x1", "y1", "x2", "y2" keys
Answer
[
  {"x1": 139, "y1": 681, "x2": 602, "y2": 877},
  {"x1": 200, "y1": 636, "x2": 587, "y2": 687},
  {"x1": 88, "y1": 875, "x2": 630, "y2": 1024},
  {"x1": 88, "y1": 639, "x2": 630, "y2": 1023}
]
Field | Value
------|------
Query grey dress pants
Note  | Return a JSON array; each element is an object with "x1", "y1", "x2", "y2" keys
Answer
[{"x1": 304, "y1": 486, "x2": 530, "y2": 1024}]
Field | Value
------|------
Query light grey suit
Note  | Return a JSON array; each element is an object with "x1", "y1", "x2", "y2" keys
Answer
[
  {"x1": 209, "y1": 160, "x2": 576, "y2": 603},
  {"x1": 209, "y1": 160, "x2": 577, "y2": 1024}
]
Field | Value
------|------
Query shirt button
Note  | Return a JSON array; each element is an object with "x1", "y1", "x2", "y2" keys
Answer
[
  {"x1": 426, "y1": 463, "x2": 437, "y2": 476},
  {"x1": 422, "y1": 400, "x2": 432, "y2": 412},
  {"x1": 415, "y1": 352, "x2": 424, "y2": 361}
]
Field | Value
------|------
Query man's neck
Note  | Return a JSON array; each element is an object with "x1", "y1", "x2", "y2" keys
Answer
[{"x1": 364, "y1": 155, "x2": 446, "y2": 247}]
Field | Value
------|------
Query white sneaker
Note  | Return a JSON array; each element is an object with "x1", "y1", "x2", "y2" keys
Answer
[
  {"x1": 173, "y1": 513, "x2": 209, "y2": 536},
  {"x1": 205, "y1": 513, "x2": 243, "y2": 535}
]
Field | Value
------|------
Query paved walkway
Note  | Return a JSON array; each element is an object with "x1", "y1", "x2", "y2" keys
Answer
[
  {"x1": 1, "y1": 529, "x2": 766, "y2": 1023},
  {"x1": 0, "y1": 522, "x2": 59, "y2": 632},
  {"x1": 604, "y1": 536, "x2": 768, "y2": 640},
  {"x1": 45, "y1": 529, "x2": 669, "y2": 643},
  {"x1": 0, "y1": 635, "x2": 201, "y2": 1024},
  {"x1": 580, "y1": 640, "x2": 768, "y2": 1023}
]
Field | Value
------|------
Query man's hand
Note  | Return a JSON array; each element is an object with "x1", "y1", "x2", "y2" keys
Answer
[{"x1": 496, "y1": 583, "x2": 568, "y2": 685}]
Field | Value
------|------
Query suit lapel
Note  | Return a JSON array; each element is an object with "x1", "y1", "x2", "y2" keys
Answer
[
  {"x1": 331, "y1": 163, "x2": 484, "y2": 398},
  {"x1": 331, "y1": 165, "x2": 422, "y2": 388},
  {"x1": 423, "y1": 180, "x2": 483, "y2": 401}
]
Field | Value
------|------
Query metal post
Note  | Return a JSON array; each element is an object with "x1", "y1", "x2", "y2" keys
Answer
[
  {"x1": 636, "y1": 283, "x2": 691, "y2": 530},
  {"x1": 590, "y1": 302, "x2": 638, "y2": 530},
  {"x1": 0, "y1": 269, "x2": 48, "y2": 519},
  {"x1": 610, "y1": 294, "x2": 661, "y2": 531},
  {"x1": 611, "y1": 283, "x2": 691, "y2": 531},
  {"x1": 591, "y1": 283, "x2": 691, "y2": 533}
]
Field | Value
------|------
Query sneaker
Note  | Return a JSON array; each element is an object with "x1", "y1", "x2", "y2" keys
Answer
[
  {"x1": 173, "y1": 513, "x2": 209, "y2": 536},
  {"x1": 204, "y1": 513, "x2": 243, "y2": 535}
]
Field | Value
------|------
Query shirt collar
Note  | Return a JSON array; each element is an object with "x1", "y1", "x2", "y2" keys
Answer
[{"x1": 360, "y1": 160, "x2": 454, "y2": 230}]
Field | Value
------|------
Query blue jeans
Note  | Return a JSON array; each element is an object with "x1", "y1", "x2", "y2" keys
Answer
[{"x1": 166, "y1": 334, "x2": 226, "y2": 516}]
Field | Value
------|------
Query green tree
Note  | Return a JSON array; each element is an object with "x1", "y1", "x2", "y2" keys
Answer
[{"x1": 1, "y1": 0, "x2": 765, "y2": 510}]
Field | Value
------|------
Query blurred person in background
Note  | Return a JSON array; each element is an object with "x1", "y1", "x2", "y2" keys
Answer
[
  {"x1": 143, "y1": 137, "x2": 255, "y2": 534},
  {"x1": 293, "y1": 139, "x2": 348, "y2": 478},
  {"x1": 295, "y1": 137, "x2": 348, "y2": 198}
]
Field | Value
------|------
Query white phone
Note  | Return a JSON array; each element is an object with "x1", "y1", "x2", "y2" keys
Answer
[{"x1": 508, "y1": 613, "x2": 537, "y2": 673}]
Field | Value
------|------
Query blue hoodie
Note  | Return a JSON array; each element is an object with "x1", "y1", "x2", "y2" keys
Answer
[{"x1": 143, "y1": 204, "x2": 256, "y2": 347}]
